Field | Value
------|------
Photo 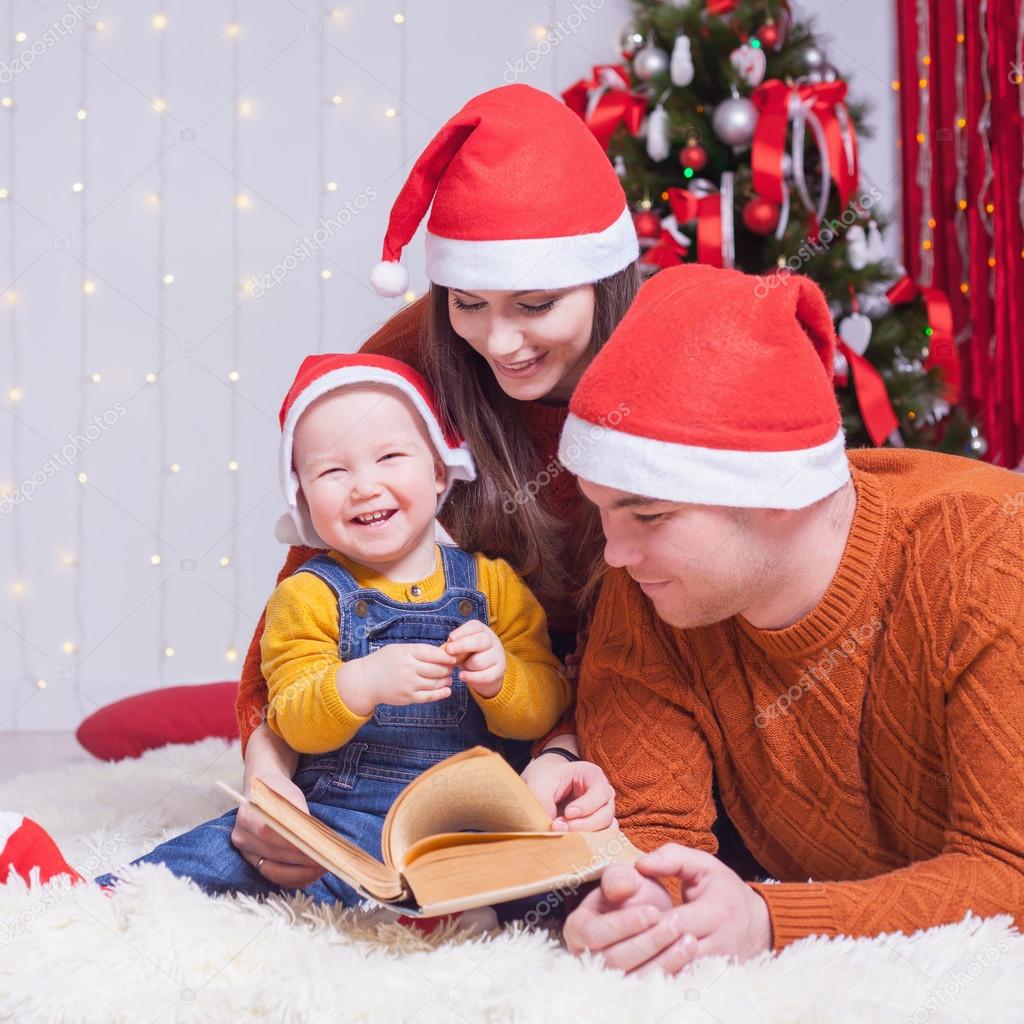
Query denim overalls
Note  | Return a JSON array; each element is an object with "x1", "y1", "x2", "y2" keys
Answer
[{"x1": 95, "y1": 545, "x2": 531, "y2": 907}]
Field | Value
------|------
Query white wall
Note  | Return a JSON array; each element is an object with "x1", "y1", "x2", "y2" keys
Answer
[{"x1": 0, "y1": 0, "x2": 898, "y2": 732}]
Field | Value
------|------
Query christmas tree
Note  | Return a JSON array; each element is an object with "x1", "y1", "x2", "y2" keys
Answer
[{"x1": 564, "y1": 0, "x2": 982, "y2": 456}]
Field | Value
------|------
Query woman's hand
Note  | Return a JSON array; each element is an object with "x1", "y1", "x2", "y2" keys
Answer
[
  {"x1": 520, "y1": 741, "x2": 616, "y2": 831},
  {"x1": 230, "y1": 724, "x2": 325, "y2": 888}
]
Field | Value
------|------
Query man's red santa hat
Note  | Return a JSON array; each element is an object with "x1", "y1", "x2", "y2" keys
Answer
[
  {"x1": 559, "y1": 265, "x2": 850, "y2": 509},
  {"x1": 370, "y1": 84, "x2": 638, "y2": 296},
  {"x1": 275, "y1": 354, "x2": 475, "y2": 548}
]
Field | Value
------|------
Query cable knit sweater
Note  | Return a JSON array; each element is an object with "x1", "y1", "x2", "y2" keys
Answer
[
  {"x1": 577, "y1": 448, "x2": 1024, "y2": 951},
  {"x1": 235, "y1": 297, "x2": 583, "y2": 753}
]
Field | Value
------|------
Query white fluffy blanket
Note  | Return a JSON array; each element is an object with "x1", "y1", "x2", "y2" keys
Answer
[{"x1": 0, "y1": 738, "x2": 1021, "y2": 1023}]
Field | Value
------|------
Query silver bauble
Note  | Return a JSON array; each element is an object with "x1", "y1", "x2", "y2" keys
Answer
[
  {"x1": 633, "y1": 43, "x2": 670, "y2": 81},
  {"x1": 617, "y1": 25, "x2": 645, "y2": 59},
  {"x1": 802, "y1": 45, "x2": 826, "y2": 70},
  {"x1": 712, "y1": 96, "x2": 758, "y2": 148}
]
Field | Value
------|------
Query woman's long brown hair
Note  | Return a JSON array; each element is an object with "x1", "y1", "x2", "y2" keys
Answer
[{"x1": 422, "y1": 263, "x2": 641, "y2": 617}]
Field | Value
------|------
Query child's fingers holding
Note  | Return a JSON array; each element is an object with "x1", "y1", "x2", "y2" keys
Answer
[
  {"x1": 445, "y1": 630, "x2": 492, "y2": 657},
  {"x1": 413, "y1": 685, "x2": 452, "y2": 703},
  {"x1": 446, "y1": 619, "x2": 486, "y2": 642},
  {"x1": 409, "y1": 643, "x2": 457, "y2": 665}
]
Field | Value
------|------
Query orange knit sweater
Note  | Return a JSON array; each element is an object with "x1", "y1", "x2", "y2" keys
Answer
[
  {"x1": 235, "y1": 297, "x2": 583, "y2": 752},
  {"x1": 577, "y1": 448, "x2": 1024, "y2": 951}
]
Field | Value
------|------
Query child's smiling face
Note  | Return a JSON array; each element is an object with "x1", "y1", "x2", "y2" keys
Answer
[{"x1": 293, "y1": 384, "x2": 446, "y2": 571}]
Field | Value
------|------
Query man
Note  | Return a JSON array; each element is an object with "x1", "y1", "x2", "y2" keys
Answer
[{"x1": 556, "y1": 264, "x2": 1024, "y2": 973}]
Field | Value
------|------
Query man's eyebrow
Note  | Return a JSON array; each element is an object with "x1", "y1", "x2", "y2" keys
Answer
[{"x1": 609, "y1": 495, "x2": 667, "y2": 510}]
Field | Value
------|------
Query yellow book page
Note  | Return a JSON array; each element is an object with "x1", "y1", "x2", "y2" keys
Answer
[{"x1": 382, "y1": 747, "x2": 552, "y2": 870}]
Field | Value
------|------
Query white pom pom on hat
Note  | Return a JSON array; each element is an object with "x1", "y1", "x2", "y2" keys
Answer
[{"x1": 370, "y1": 260, "x2": 410, "y2": 298}]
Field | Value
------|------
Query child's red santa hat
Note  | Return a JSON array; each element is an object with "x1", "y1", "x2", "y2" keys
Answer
[
  {"x1": 370, "y1": 84, "x2": 638, "y2": 297},
  {"x1": 275, "y1": 354, "x2": 475, "y2": 548},
  {"x1": 559, "y1": 265, "x2": 850, "y2": 509}
]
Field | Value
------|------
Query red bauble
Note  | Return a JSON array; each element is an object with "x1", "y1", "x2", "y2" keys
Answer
[
  {"x1": 742, "y1": 196, "x2": 780, "y2": 234},
  {"x1": 757, "y1": 20, "x2": 781, "y2": 48},
  {"x1": 679, "y1": 140, "x2": 708, "y2": 172},
  {"x1": 632, "y1": 211, "x2": 662, "y2": 240}
]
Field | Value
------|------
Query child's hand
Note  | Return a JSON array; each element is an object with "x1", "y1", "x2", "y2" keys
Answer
[
  {"x1": 336, "y1": 643, "x2": 457, "y2": 715},
  {"x1": 444, "y1": 619, "x2": 506, "y2": 698}
]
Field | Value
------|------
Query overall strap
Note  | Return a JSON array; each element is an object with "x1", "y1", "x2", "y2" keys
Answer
[
  {"x1": 439, "y1": 544, "x2": 479, "y2": 591},
  {"x1": 292, "y1": 552, "x2": 363, "y2": 603}
]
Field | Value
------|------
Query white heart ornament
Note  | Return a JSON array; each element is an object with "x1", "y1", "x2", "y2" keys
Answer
[
  {"x1": 729, "y1": 43, "x2": 767, "y2": 87},
  {"x1": 839, "y1": 312, "x2": 872, "y2": 356}
]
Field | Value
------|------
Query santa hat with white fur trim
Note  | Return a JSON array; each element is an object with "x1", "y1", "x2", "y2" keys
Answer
[
  {"x1": 559, "y1": 265, "x2": 851, "y2": 510},
  {"x1": 275, "y1": 354, "x2": 475, "y2": 548},
  {"x1": 370, "y1": 84, "x2": 638, "y2": 297}
]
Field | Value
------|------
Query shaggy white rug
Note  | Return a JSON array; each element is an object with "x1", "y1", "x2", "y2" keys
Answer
[{"x1": 0, "y1": 738, "x2": 1021, "y2": 1024}]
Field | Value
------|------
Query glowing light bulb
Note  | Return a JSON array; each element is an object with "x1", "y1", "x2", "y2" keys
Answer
[
  {"x1": 1, "y1": 97, "x2": 13, "y2": 109},
  {"x1": 226, "y1": 647, "x2": 239, "y2": 662},
  {"x1": 227, "y1": 460, "x2": 238, "y2": 472},
  {"x1": 148, "y1": 193, "x2": 160, "y2": 205},
  {"x1": 385, "y1": 107, "x2": 397, "y2": 118},
  {"x1": 162, "y1": 273, "x2": 175, "y2": 285},
  {"x1": 164, "y1": 645, "x2": 175, "y2": 657},
  {"x1": 10, "y1": 580, "x2": 25, "y2": 597},
  {"x1": 169, "y1": 463, "x2": 181, "y2": 473},
  {"x1": 219, "y1": 556, "x2": 230, "y2": 567},
  {"x1": 8, "y1": 386, "x2": 22, "y2": 401},
  {"x1": 15, "y1": 32, "x2": 26, "y2": 43},
  {"x1": 151, "y1": 554, "x2": 162, "y2": 565},
  {"x1": 35, "y1": 679, "x2": 47, "y2": 689},
  {"x1": 152, "y1": 13, "x2": 167, "y2": 30},
  {"x1": 226, "y1": 22, "x2": 240, "y2": 37},
  {"x1": 145, "y1": 372, "x2": 157, "y2": 383},
  {"x1": 228, "y1": 370, "x2": 240, "y2": 382},
  {"x1": 72, "y1": 181, "x2": 84, "y2": 192},
  {"x1": 331, "y1": 95, "x2": 342, "y2": 105},
  {"x1": 89, "y1": 372, "x2": 102, "y2": 383},
  {"x1": 403, "y1": 290, "x2": 416, "y2": 303},
  {"x1": 76, "y1": 108, "x2": 87, "y2": 120},
  {"x1": 393, "y1": 12, "x2": 405, "y2": 23},
  {"x1": 238, "y1": 100, "x2": 253, "y2": 117},
  {"x1": 77, "y1": 472, "x2": 88, "y2": 484},
  {"x1": 325, "y1": 181, "x2": 338, "y2": 192},
  {"x1": 0, "y1": 189, "x2": 7, "y2": 199},
  {"x1": 321, "y1": 269, "x2": 332, "y2": 280},
  {"x1": 62, "y1": 641, "x2": 77, "y2": 654},
  {"x1": 235, "y1": 193, "x2": 251, "y2": 210},
  {"x1": 152, "y1": 98, "x2": 167, "y2": 113},
  {"x1": 83, "y1": 280, "x2": 96, "y2": 295}
]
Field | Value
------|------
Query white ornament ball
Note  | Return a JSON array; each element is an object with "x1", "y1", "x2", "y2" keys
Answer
[
  {"x1": 712, "y1": 96, "x2": 758, "y2": 148},
  {"x1": 633, "y1": 43, "x2": 669, "y2": 81},
  {"x1": 802, "y1": 45, "x2": 826, "y2": 70}
]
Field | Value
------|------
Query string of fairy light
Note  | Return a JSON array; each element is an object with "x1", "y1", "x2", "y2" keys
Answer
[
  {"x1": 224, "y1": 3, "x2": 243, "y2": 667},
  {"x1": 3, "y1": 8, "x2": 33, "y2": 725}
]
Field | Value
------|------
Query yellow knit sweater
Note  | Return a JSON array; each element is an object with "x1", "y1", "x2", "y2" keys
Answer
[{"x1": 261, "y1": 546, "x2": 571, "y2": 753}]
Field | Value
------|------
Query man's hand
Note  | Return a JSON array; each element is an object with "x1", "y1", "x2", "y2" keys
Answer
[
  {"x1": 337, "y1": 643, "x2": 456, "y2": 715},
  {"x1": 445, "y1": 619, "x2": 506, "y2": 698},
  {"x1": 520, "y1": 751, "x2": 616, "y2": 831},
  {"x1": 563, "y1": 845, "x2": 773, "y2": 974}
]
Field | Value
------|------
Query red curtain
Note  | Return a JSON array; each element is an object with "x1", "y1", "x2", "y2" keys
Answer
[{"x1": 895, "y1": 0, "x2": 1024, "y2": 467}]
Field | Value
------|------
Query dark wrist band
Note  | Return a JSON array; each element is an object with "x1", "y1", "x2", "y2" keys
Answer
[{"x1": 538, "y1": 745, "x2": 581, "y2": 763}]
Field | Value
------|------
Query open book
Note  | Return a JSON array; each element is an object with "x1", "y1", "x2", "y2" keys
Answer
[{"x1": 217, "y1": 746, "x2": 640, "y2": 916}]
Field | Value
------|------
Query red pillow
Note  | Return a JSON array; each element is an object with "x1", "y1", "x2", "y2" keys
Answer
[{"x1": 76, "y1": 681, "x2": 240, "y2": 761}]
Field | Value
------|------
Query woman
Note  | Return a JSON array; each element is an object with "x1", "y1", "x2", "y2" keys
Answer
[{"x1": 230, "y1": 83, "x2": 642, "y2": 889}]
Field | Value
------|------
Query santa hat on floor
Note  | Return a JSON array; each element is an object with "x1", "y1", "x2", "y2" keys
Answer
[
  {"x1": 370, "y1": 84, "x2": 638, "y2": 297},
  {"x1": 275, "y1": 354, "x2": 475, "y2": 548},
  {"x1": 0, "y1": 812, "x2": 84, "y2": 887},
  {"x1": 559, "y1": 265, "x2": 850, "y2": 509}
]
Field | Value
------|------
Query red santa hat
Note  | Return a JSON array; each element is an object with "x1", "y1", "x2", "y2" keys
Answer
[
  {"x1": 559, "y1": 265, "x2": 850, "y2": 509},
  {"x1": 276, "y1": 354, "x2": 475, "y2": 548},
  {"x1": 370, "y1": 84, "x2": 638, "y2": 297}
]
